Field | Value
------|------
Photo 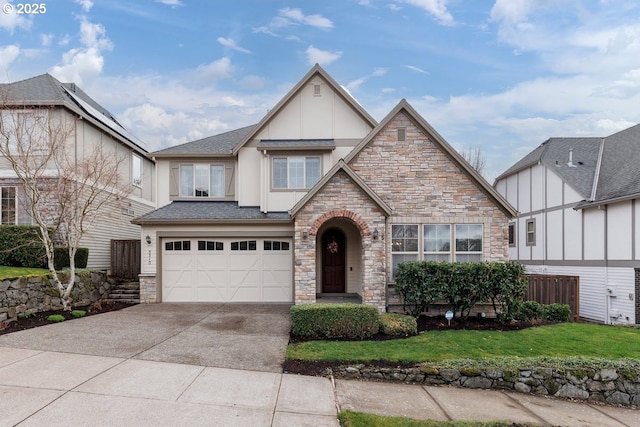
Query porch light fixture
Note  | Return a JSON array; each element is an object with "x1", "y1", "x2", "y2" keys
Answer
[
  {"x1": 145, "y1": 235, "x2": 151, "y2": 245},
  {"x1": 372, "y1": 228, "x2": 379, "y2": 240},
  {"x1": 302, "y1": 231, "x2": 308, "y2": 240}
]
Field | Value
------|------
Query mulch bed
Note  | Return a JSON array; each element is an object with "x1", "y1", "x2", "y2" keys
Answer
[{"x1": 0, "y1": 300, "x2": 135, "y2": 336}]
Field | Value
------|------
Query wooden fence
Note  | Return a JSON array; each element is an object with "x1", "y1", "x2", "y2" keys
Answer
[
  {"x1": 110, "y1": 239, "x2": 141, "y2": 280},
  {"x1": 526, "y1": 274, "x2": 580, "y2": 322}
]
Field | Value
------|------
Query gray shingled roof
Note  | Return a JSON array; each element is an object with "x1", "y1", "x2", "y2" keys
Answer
[
  {"x1": 256, "y1": 139, "x2": 335, "y2": 150},
  {"x1": 152, "y1": 125, "x2": 256, "y2": 157},
  {"x1": 594, "y1": 123, "x2": 640, "y2": 202},
  {"x1": 496, "y1": 137, "x2": 602, "y2": 199},
  {"x1": 132, "y1": 201, "x2": 291, "y2": 224},
  {"x1": 498, "y1": 123, "x2": 640, "y2": 207},
  {"x1": 0, "y1": 74, "x2": 148, "y2": 154}
]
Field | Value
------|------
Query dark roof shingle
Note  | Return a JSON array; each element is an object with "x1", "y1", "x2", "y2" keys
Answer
[
  {"x1": 132, "y1": 201, "x2": 291, "y2": 224},
  {"x1": 152, "y1": 125, "x2": 256, "y2": 157}
]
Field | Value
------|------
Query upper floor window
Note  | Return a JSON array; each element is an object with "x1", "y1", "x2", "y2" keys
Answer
[
  {"x1": 1, "y1": 187, "x2": 16, "y2": 225},
  {"x1": 272, "y1": 156, "x2": 320, "y2": 189},
  {"x1": 132, "y1": 154, "x2": 142, "y2": 187},
  {"x1": 180, "y1": 164, "x2": 224, "y2": 198},
  {"x1": 526, "y1": 219, "x2": 536, "y2": 246}
]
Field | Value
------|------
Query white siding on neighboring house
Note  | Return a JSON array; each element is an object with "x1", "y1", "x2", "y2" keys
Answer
[
  {"x1": 564, "y1": 207, "x2": 582, "y2": 260},
  {"x1": 546, "y1": 169, "x2": 564, "y2": 207},
  {"x1": 607, "y1": 202, "x2": 632, "y2": 260},
  {"x1": 546, "y1": 210, "x2": 563, "y2": 260},
  {"x1": 584, "y1": 208, "x2": 605, "y2": 260},
  {"x1": 531, "y1": 164, "x2": 545, "y2": 211},
  {"x1": 518, "y1": 168, "x2": 530, "y2": 213}
]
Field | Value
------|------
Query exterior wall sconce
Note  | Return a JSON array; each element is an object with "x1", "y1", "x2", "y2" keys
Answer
[
  {"x1": 373, "y1": 228, "x2": 379, "y2": 240},
  {"x1": 302, "y1": 231, "x2": 308, "y2": 240},
  {"x1": 145, "y1": 235, "x2": 151, "y2": 245}
]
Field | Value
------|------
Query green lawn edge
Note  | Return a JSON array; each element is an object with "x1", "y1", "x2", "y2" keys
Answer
[{"x1": 338, "y1": 410, "x2": 532, "y2": 427}]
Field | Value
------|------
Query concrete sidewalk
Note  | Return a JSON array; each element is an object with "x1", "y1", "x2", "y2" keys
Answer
[{"x1": 1, "y1": 346, "x2": 638, "y2": 426}]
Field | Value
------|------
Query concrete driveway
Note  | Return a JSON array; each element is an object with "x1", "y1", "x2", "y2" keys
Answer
[{"x1": 0, "y1": 303, "x2": 292, "y2": 373}]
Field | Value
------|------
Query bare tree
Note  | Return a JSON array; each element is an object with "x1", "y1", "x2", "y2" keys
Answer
[
  {"x1": 460, "y1": 146, "x2": 487, "y2": 176},
  {"x1": 0, "y1": 98, "x2": 130, "y2": 310}
]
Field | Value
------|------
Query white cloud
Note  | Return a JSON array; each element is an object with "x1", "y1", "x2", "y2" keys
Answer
[
  {"x1": 40, "y1": 33, "x2": 54, "y2": 47},
  {"x1": 49, "y1": 18, "x2": 113, "y2": 85},
  {"x1": 254, "y1": 7, "x2": 333, "y2": 37},
  {"x1": 0, "y1": 7, "x2": 31, "y2": 33},
  {"x1": 155, "y1": 0, "x2": 183, "y2": 6},
  {"x1": 404, "y1": 65, "x2": 429, "y2": 74},
  {"x1": 192, "y1": 57, "x2": 234, "y2": 81},
  {"x1": 402, "y1": 0, "x2": 455, "y2": 26},
  {"x1": 305, "y1": 45, "x2": 341, "y2": 66},
  {"x1": 0, "y1": 45, "x2": 20, "y2": 81},
  {"x1": 490, "y1": 0, "x2": 536, "y2": 25},
  {"x1": 74, "y1": 0, "x2": 94, "y2": 12},
  {"x1": 280, "y1": 7, "x2": 333, "y2": 30},
  {"x1": 217, "y1": 37, "x2": 252, "y2": 54},
  {"x1": 346, "y1": 67, "x2": 388, "y2": 91}
]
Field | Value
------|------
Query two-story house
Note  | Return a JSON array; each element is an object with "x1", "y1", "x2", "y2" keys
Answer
[
  {"x1": 133, "y1": 64, "x2": 516, "y2": 311},
  {"x1": 0, "y1": 74, "x2": 156, "y2": 269},
  {"x1": 494, "y1": 124, "x2": 640, "y2": 325}
]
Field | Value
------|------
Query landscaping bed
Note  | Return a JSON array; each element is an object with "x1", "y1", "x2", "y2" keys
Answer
[{"x1": 0, "y1": 300, "x2": 135, "y2": 335}]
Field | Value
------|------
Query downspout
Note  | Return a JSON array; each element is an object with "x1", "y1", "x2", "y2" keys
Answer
[
  {"x1": 261, "y1": 150, "x2": 268, "y2": 213},
  {"x1": 592, "y1": 138, "x2": 610, "y2": 323}
]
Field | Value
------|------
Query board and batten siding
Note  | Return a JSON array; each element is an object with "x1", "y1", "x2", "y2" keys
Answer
[{"x1": 495, "y1": 163, "x2": 639, "y2": 324}]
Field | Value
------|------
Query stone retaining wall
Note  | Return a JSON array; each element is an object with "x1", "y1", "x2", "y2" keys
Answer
[
  {"x1": 0, "y1": 272, "x2": 113, "y2": 324},
  {"x1": 334, "y1": 364, "x2": 640, "y2": 406}
]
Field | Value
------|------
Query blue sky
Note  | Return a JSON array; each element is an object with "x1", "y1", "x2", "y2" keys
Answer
[{"x1": 2, "y1": 0, "x2": 640, "y2": 181}]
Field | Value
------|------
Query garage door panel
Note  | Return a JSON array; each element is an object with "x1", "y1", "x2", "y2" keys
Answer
[{"x1": 162, "y1": 238, "x2": 292, "y2": 303}]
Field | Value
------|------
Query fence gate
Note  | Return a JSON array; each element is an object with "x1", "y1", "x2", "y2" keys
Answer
[
  {"x1": 526, "y1": 274, "x2": 580, "y2": 322},
  {"x1": 110, "y1": 239, "x2": 141, "y2": 280}
]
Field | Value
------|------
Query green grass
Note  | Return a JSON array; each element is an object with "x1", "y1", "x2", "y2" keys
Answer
[
  {"x1": 287, "y1": 323, "x2": 640, "y2": 363},
  {"x1": 338, "y1": 411, "x2": 528, "y2": 427},
  {"x1": 0, "y1": 266, "x2": 50, "y2": 280}
]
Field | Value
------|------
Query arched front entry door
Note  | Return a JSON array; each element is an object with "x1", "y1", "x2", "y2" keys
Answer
[{"x1": 321, "y1": 228, "x2": 346, "y2": 293}]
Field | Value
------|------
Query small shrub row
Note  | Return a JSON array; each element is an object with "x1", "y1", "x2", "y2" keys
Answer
[
  {"x1": 517, "y1": 301, "x2": 571, "y2": 322},
  {"x1": 291, "y1": 304, "x2": 418, "y2": 340},
  {"x1": 379, "y1": 313, "x2": 418, "y2": 337},
  {"x1": 395, "y1": 261, "x2": 527, "y2": 322},
  {"x1": 290, "y1": 304, "x2": 381, "y2": 340},
  {"x1": 53, "y1": 247, "x2": 89, "y2": 270}
]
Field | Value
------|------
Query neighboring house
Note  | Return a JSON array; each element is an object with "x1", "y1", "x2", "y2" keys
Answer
[
  {"x1": 0, "y1": 74, "x2": 156, "y2": 269},
  {"x1": 132, "y1": 64, "x2": 515, "y2": 311},
  {"x1": 494, "y1": 124, "x2": 640, "y2": 325}
]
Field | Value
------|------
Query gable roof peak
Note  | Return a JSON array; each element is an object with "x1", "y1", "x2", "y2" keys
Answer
[{"x1": 231, "y1": 64, "x2": 377, "y2": 155}]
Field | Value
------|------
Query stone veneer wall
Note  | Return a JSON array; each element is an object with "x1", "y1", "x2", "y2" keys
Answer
[
  {"x1": 347, "y1": 111, "x2": 511, "y2": 272},
  {"x1": 0, "y1": 272, "x2": 114, "y2": 324},
  {"x1": 294, "y1": 171, "x2": 387, "y2": 311},
  {"x1": 139, "y1": 273, "x2": 157, "y2": 303},
  {"x1": 334, "y1": 364, "x2": 640, "y2": 406}
]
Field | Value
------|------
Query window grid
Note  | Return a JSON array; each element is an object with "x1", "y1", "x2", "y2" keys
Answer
[
  {"x1": 272, "y1": 156, "x2": 321, "y2": 189},
  {"x1": 526, "y1": 219, "x2": 536, "y2": 246},
  {"x1": 180, "y1": 163, "x2": 225, "y2": 198},
  {"x1": 1, "y1": 187, "x2": 16, "y2": 225}
]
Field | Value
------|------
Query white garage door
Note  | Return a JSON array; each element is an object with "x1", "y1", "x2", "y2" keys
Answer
[{"x1": 162, "y1": 238, "x2": 292, "y2": 302}]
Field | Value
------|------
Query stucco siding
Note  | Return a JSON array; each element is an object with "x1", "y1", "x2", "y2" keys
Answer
[
  {"x1": 531, "y1": 164, "x2": 545, "y2": 212},
  {"x1": 564, "y1": 207, "x2": 582, "y2": 260},
  {"x1": 546, "y1": 169, "x2": 564, "y2": 208},
  {"x1": 584, "y1": 208, "x2": 605, "y2": 260},
  {"x1": 546, "y1": 210, "x2": 563, "y2": 260},
  {"x1": 518, "y1": 168, "x2": 531, "y2": 214}
]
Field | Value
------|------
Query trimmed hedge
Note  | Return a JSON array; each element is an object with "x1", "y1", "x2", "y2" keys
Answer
[
  {"x1": 290, "y1": 303, "x2": 380, "y2": 340},
  {"x1": 395, "y1": 261, "x2": 527, "y2": 322},
  {"x1": 379, "y1": 313, "x2": 418, "y2": 337},
  {"x1": 516, "y1": 301, "x2": 572, "y2": 323},
  {"x1": 0, "y1": 225, "x2": 50, "y2": 268},
  {"x1": 53, "y1": 247, "x2": 89, "y2": 270}
]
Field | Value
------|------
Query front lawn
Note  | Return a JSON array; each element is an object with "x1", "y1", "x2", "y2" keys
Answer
[
  {"x1": 338, "y1": 411, "x2": 531, "y2": 427},
  {"x1": 0, "y1": 266, "x2": 50, "y2": 280},
  {"x1": 287, "y1": 323, "x2": 640, "y2": 363}
]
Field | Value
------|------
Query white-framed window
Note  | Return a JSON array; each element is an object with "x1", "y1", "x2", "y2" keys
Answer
[
  {"x1": 391, "y1": 225, "x2": 419, "y2": 278},
  {"x1": 132, "y1": 154, "x2": 142, "y2": 187},
  {"x1": 1, "y1": 187, "x2": 16, "y2": 225},
  {"x1": 264, "y1": 240, "x2": 290, "y2": 251},
  {"x1": 231, "y1": 240, "x2": 257, "y2": 251},
  {"x1": 165, "y1": 240, "x2": 191, "y2": 251},
  {"x1": 179, "y1": 164, "x2": 225, "y2": 198},
  {"x1": 454, "y1": 224, "x2": 483, "y2": 262},
  {"x1": 526, "y1": 219, "x2": 536, "y2": 246},
  {"x1": 423, "y1": 224, "x2": 451, "y2": 261},
  {"x1": 392, "y1": 223, "x2": 484, "y2": 279},
  {"x1": 272, "y1": 156, "x2": 321, "y2": 189},
  {"x1": 198, "y1": 240, "x2": 224, "y2": 251}
]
